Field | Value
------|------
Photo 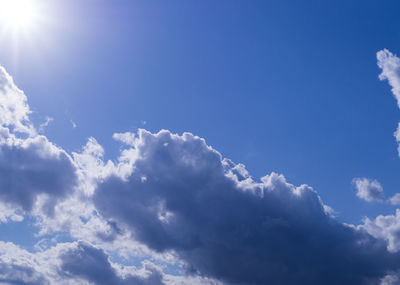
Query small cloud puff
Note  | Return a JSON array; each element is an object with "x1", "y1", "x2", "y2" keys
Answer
[
  {"x1": 353, "y1": 177, "x2": 384, "y2": 202},
  {"x1": 113, "y1": 131, "x2": 136, "y2": 146},
  {"x1": 389, "y1": 193, "x2": 400, "y2": 206}
]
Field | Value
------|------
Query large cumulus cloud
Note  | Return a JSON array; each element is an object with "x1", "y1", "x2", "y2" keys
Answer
[
  {"x1": 93, "y1": 129, "x2": 400, "y2": 285},
  {"x1": 1, "y1": 55, "x2": 400, "y2": 285}
]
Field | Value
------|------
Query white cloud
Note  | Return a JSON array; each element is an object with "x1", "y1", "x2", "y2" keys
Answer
[
  {"x1": 377, "y1": 49, "x2": 400, "y2": 157},
  {"x1": 361, "y1": 209, "x2": 400, "y2": 253},
  {"x1": 39, "y1": 116, "x2": 53, "y2": 132},
  {"x1": 113, "y1": 131, "x2": 136, "y2": 146},
  {"x1": 0, "y1": 67, "x2": 78, "y2": 218},
  {"x1": 0, "y1": 241, "x2": 170, "y2": 285},
  {"x1": 389, "y1": 193, "x2": 400, "y2": 206},
  {"x1": 0, "y1": 66, "x2": 34, "y2": 135},
  {"x1": 353, "y1": 177, "x2": 384, "y2": 202},
  {"x1": 378, "y1": 49, "x2": 400, "y2": 108}
]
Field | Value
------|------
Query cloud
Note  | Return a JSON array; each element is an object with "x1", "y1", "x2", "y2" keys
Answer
[
  {"x1": 39, "y1": 116, "x2": 53, "y2": 133},
  {"x1": 389, "y1": 193, "x2": 400, "y2": 205},
  {"x1": 0, "y1": 241, "x2": 168, "y2": 285},
  {"x1": 0, "y1": 135, "x2": 78, "y2": 216},
  {"x1": 377, "y1": 49, "x2": 400, "y2": 158},
  {"x1": 1, "y1": 59, "x2": 400, "y2": 284},
  {"x1": 60, "y1": 242, "x2": 165, "y2": 285},
  {"x1": 362, "y1": 210, "x2": 400, "y2": 253},
  {"x1": 353, "y1": 178, "x2": 384, "y2": 202},
  {"x1": 378, "y1": 49, "x2": 400, "y2": 108},
  {"x1": 0, "y1": 241, "x2": 51, "y2": 285},
  {"x1": 0, "y1": 67, "x2": 78, "y2": 217},
  {"x1": 0, "y1": 66, "x2": 33, "y2": 135},
  {"x1": 381, "y1": 274, "x2": 400, "y2": 285},
  {"x1": 70, "y1": 120, "x2": 77, "y2": 129},
  {"x1": 113, "y1": 132, "x2": 136, "y2": 146},
  {"x1": 92, "y1": 129, "x2": 400, "y2": 285}
]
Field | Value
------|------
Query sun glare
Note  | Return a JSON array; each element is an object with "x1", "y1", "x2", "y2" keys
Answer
[{"x1": 0, "y1": 0, "x2": 39, "y2": 32}]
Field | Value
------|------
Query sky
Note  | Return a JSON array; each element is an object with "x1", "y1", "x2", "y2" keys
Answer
[{"x1": 2, "y1": 0, "x2": 400, "y2": 284}]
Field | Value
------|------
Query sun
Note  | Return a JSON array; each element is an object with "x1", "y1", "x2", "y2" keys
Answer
[{"x1": 0, "y1": 0, "x2": 39, "y2": 32}]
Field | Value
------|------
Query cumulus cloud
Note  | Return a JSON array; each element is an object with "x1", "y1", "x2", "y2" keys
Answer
[
  {"x1": 93, "y1": 129, "x2": 400, "y2": 284},
  {"x1": 389, "y1": 193, "x2": 400, "y2": 206},
  {"x1": 362, "y1": 210, "x2": 400, "y2": 253},
  {"x1": 60, "y1": 242, "x2": 165, "y2": 285},
  {"x1": 1, "y1": 59, "x2": 400, "y2": 285},
  {"x1": 0, "y1": 135, "x2": 78, "y2": 216},
  {"x1": 0, "y1": 67, "x2": 78, "y2": 218},
  {"x1": 378, "y1": 49, "x2": 400, "y2": 108},
  {"x1": 113, "y1": 131, "x2": 136, "y2": 146},
  {"x1": 0, "y1": 241, "x2": 168, "y2": 285},
  {"x1": 353, "y1": 177, "x2": 384, "y2": 202},
  {"x1": 377, "y1": 49, "x2": 400, "y2": 157},
  {"x1": 0, "y1": 66, "x2": 33, "y2": 135}
]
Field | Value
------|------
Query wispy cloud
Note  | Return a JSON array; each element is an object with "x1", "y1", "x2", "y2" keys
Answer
[{"x1": 39, "y1": 116, "x2": 53, "y2": 132}]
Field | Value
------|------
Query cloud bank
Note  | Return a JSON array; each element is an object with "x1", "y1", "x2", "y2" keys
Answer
[
  {"x1": 92, "y1": 129, "x2": 400, "y2": 285},
  {"x1": 1, "y1": 57, "x2": 400, "y2": 284}
]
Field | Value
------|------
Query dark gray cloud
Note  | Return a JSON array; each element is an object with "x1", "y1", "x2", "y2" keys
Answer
[
  {"x1": 60, "y1": 242, "x2": 165, "y2": 285},
  {"x1": 94, "y1": 130, "x2": 400, "y2": 285}
]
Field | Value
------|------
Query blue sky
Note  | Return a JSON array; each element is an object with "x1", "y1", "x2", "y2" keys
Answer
[
  {"x1": 2, "y1": 0, "x2": 400, "y2": 284},
  {"x1": 3, "y1": 0, "x2": 400, "y2": 222}
]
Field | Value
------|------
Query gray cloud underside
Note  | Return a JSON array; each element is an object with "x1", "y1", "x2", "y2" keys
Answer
[
  {"x1": 0, "y1": 241, "x2": 165, "y2": 285},
  {"x1": 94, "y1": 130, "x2": 400, "y2": 285}
]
